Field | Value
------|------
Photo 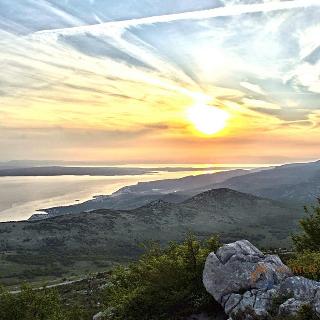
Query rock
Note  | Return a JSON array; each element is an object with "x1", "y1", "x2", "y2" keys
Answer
[
  {"x1": 278, "y1": 298, "x2": 305, "y2": 316},
  {"x1": 203, "y1": 240, "x2": 291, "y2": 303},
  {"x1": 279, "y1": 276, "x2": 320, "y2": 300},
  {"x1": 93, "y1": 312, "x2": 104, "y2": 320},
  {"x1": 203, "y1": 240, "x2": 320, "y2": 319},
  {"x1": 314, "y1": 290, "x2": 320, "y2": 314},
  {"x1": 185, "y1": 313, "x2": 227, "y2": 320},
  {"x1": 278, "y1": 276, "x2": 320, "y2": 316}
]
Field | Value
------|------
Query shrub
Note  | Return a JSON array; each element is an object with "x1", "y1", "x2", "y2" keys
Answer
[
  {"x1": 292, "y1": 199, "x2": 320, "y2": 252},
  {"x1": 0, "y1": 285, "x2": 89, "y2": 320},
  {"x1": 287, "y1": 251, "x2": 320, "y2": 281},
  {"x1": 0, "y1": 285, "x2": 66, "y2": 320},
  {"x1": 289, "y1": 199, "x2": 320, "y2": 281},
  {"x1": 101, "y1": 234, "x2": 222, "y2": 320}
]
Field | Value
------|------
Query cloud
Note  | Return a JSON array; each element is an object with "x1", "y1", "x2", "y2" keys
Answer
[
  {"x1": 288, "y1": 62, "x2": 320, "y2": 94},
  {"x1": 240, "y1": 82, "x2": 265, "y2": 95},
  {"x1": 32, "y1": 0, "x2": 320, "y2": 37},
  {"x1": 243, "y1": 98, "x2": 280, "y2": 110},
  {"x1": 1, "y1": 0, "x2": 320, "y2": 163}
]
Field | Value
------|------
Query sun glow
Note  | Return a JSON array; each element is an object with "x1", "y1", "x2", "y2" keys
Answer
[{"x1": 187, "y1": 104, "x2": 229, "y2": 135}]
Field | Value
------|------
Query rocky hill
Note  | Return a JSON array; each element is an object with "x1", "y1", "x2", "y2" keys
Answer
[{"x1": 0, "y1": 188, "x2": 302, "y2": 284}]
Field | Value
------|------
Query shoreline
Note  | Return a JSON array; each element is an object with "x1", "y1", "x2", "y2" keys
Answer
[{"x1": 0, "y1": 168, "x2": 236, "y2": 222}]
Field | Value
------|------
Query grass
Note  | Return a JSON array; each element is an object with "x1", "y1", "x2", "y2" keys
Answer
[{"x1": 0, "y1": 251, "x2": 122, "y2": 289}]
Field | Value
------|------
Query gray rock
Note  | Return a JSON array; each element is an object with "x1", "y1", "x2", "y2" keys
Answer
[
  {"x1": 279, "y1": 298, "x2": 305, "y2": 316},
  {"x1": 203, "y1": 240, "x2": 320, "y2": 318},
  {"x1": 203, "y1": 240, "x2": 291, "y2": 304},
  {"x1": 314, "y1": 290, "x2": 320, "y2": 314},
  {"x1": 279, "y1": 276, "x2": 320, "y2": 301},
  {"x1": 93, "y1": 312, "x2": 104, "y2": 320},
  {"x1": 186, "y1": 313, "x2": 227, "y2": 320},
  {"x1": 278, "y1": 276, "x2": 320, "y2": 316},
  {"x1": 224, "y1": 293, "x2": 242, "y2": 315}
]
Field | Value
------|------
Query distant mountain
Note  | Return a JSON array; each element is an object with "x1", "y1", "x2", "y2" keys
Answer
[
  {"x1": 0, "y1": 164, "x2": 243, "y2": 176},
  {"x1": 0, "y1": 188, "x2": 301, "y2": 283},
  {"x1": 0, "y1": 166, "x2": 154, "y2": 176},
  {"x1": 202, "y1": 160, "x2": 320, "y2": 204},
  {"x1": 32, "y1": 169, "x2": 249, "y2": 219},
  {"x1": 113, "y1": 169, "x2": 248, "y2": 195}
]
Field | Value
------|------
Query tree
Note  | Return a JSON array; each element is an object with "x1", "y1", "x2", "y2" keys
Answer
[{"x1": 292, "y1": 198, "x2": 320, "y2": 252}]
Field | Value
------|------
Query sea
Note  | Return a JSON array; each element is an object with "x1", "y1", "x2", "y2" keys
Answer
[{"x1": 0, "y1": 164, "x2": 266, "y2": 222}]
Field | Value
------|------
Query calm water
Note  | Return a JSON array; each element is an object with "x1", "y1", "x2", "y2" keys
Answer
[{"x1": 0, "y1": 164, "x2": 265, "y2": 222}]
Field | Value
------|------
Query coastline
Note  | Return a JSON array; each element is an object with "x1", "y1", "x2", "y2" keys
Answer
[{"x1": 0, "y1": 167, "x2": 231, "y2": 222}]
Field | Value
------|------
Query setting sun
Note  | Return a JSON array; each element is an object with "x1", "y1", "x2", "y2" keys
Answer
[{"x1": 187, "y1": 104, "x2": 229, "y2": 135}]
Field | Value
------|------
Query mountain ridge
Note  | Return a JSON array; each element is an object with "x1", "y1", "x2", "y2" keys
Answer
[{"x1": 0, "y1": 188, "x2": 303, "y2": 284}]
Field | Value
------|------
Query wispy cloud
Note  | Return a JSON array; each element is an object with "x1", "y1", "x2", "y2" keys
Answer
[{"x1": 33, "y1": 0, "x2": 320, "y2": 37}]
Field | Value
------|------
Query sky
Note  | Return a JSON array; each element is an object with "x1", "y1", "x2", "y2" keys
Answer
[{"x1": 1, "y1": 0, "x2": 320, "y2": 164}]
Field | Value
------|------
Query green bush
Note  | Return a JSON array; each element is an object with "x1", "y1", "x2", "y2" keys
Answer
[
  {"x1": 289, "y1": 199, "x2": 320, "y2": 281},
  {"x1": 0, "y1": 285, "x2": 88, "y2": 320},
  {"x1": 101, "y1": 234, "x2": 222, "y2": 320},
  {"x1": 292, "y1": 199, "x2": 320, "y2": 252},
  {"x1": 0, "y1": 285, "x2": 66, "y2": 320}
]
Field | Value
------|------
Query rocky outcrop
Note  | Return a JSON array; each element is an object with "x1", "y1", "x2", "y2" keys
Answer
[{"x1": 203, "y1": 240, "x2": 320, "y2": 319}]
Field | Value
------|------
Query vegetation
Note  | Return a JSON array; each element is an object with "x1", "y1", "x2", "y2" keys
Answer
[
  {"x1": 0, "y1": 235, "x2": 223, "y2": 320},
  {"x1": 98, "y1": 199, "x2": 320, "y2": 320},
  {"x1": 0, "y1": 250, "x2": 117, "y2": 287},
  {"x1": 287, "y1": 251, "x2": 320, "y2": 281},
  {"x1": 0, "y1": 286, "x2": 57, "y2": 320},
  {"x1": 288, "y1": 198, "x2": 320, "y2": 281},
  {"x1": 292, "y1": 198, "x2": 320, "y2": 252},
  {"x1": 0, "y1": 285, "x2": 75, "y2": 320},
  {"x1": 2, "y1": 199, "x2": 320, "y2": 320},
  {"x1": 1, "y1": 224, "x2": 320, "y2": 320},
  {"x1": 101, "y1": 234, "x2": 222, "y2": 320}
]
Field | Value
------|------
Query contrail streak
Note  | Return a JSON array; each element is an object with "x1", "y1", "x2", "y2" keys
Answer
[{"x1": 34, "y1": 0, "x2": 320, "y2": 37}]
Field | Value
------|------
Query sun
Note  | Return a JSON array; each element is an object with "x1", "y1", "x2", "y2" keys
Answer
[{"x1": 187, "y1": 104, "x2": 229, "y2": 135}]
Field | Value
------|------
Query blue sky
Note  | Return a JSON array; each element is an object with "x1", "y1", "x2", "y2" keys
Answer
[{"x1": 0, "y1": 0, "x2": 320, "y2": 163}]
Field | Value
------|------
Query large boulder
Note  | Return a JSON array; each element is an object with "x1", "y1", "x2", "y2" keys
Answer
[{"x1": 203, "y1": 240, "x2": 320, "y2": 319}]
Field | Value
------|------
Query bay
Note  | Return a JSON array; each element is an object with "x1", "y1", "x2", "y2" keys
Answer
[{"x1": 0, "y1": 164, "x2": 263, "y2": 222}]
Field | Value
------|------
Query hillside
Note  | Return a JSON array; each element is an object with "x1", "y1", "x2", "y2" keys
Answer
[
  {"x1": 31, "y1": 169, "x2": 249, "y2": 219},
  {"x1": 0, "y1": 188, "x2": 301, "y2": 285},
  {"x1": 32, "y1": 160, "x2": 320, "y2": 221},
  {"x1": 205, "y1": 160, "x2": 320, "y2": 204}
]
